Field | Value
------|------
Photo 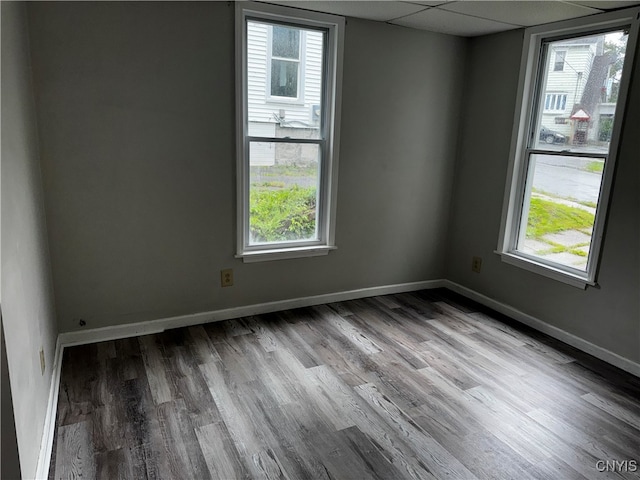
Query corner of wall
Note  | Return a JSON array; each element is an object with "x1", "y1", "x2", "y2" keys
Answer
[{"x1": 1, "y1": 2, "x2": 59, "y2": 477}]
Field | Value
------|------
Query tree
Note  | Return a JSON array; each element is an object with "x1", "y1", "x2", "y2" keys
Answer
[{"x1": 603, "y1": 36, "x2": 627, "y2": 103}]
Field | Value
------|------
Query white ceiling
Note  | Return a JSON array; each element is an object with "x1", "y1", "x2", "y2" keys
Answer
[{"x1": 262, "y1": 1, "x2": 640, "y2": 36}]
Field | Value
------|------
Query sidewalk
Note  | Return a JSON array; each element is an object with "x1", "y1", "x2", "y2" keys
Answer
[{"x1": 521, "y1": 193, "x2": 595, "y2": 270}]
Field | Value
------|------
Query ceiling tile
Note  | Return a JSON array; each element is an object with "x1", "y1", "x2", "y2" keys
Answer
[
  {"x1": 263, "y1": 1, "x2": 427, "y2": 22},
  {"x1": 440, "y1": 1, "x2": 601, "y2": 27},
  {"x1": 567, "y1": 1, "x2": 640, "y2": 9},
  {"x1": 391, "y1": 7, "x2": 518, "y2": 36}
]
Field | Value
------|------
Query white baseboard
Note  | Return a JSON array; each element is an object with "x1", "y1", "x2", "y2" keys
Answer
[
  {"x1": 35, "y1": 336, "x2": 64, "y2": 480},
  {"x1": 58, "y1": 280, "x2": 446, "y2": 347},
  {"x1": 443, "y1": 280, "x2": 640, "y2": 378}
]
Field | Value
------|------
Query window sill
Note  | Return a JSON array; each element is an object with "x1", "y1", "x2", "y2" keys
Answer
[
  {"x1": 496, "y1": 251, "x2": 596, "y2": 290},
  {"x1": 266, "y1": 96, "x2": 305, "y2": 106},
  {"x1": 237, "y1": 245, "x2": 337, "y2": 263}
]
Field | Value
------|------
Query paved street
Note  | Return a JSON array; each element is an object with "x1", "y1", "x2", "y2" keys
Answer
[{"x1": 531, "y1": 155, "x2": 603, "y2": 203}]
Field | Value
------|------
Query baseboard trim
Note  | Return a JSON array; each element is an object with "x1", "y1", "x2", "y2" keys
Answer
[
  {"x1": 35, "y1": 336, "x2": 64, "y2": 480},
  {"x1": 443, "y1": 280, "x2": 640, "y2": 377},
  {"x1": 58, "y1": 280, "x2": 446, "y2": 347}
]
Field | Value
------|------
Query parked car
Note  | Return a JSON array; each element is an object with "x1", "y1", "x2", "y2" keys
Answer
[{"x1": 540, "y1": 126, "x2": 567, "y2": 144}]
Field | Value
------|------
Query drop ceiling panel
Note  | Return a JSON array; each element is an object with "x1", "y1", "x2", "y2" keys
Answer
[
  {"x1": 391, "y1": 7, "x2": 518, "y2": 36},
  {"x1": 263, "y1": 1, "x2": 427, "y2": 22},
  {"x1": 261, "y1": 1, "x2": 640, "y2": 36},
  {"x1": 440, "y1": 1, "x2": 601, "y2": 27}
]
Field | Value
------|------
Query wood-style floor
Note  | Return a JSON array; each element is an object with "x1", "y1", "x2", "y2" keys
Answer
[{"x1": 48, "y1": 289, "x2": 640, "y2": 480}]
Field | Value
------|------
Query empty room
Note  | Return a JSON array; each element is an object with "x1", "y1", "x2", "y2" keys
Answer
[{"x1": 2, "y1": 1, "x2": 639, "y2": 478}]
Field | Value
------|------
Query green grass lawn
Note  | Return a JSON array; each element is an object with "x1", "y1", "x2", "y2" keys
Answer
[
  {"x1": 584, "y1": 160, "x2": 604, "y2": 174},
  {"x1": 250, "y1": 185, "x2": 317, "y2": 242},
  {"x1": 531, "y1": 187, "x2": 597, "y2": 209},
  {"x1": 526, "y1": 197, "x2": 595, "y2": 239}
]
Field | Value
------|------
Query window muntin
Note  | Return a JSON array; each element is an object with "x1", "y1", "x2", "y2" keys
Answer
[
  {"x1": 498, "y1": 9, "x2": 638, "y2": 288},
  {"x1": 237, "y1": 3, "x2": 344, "y2": 261}
]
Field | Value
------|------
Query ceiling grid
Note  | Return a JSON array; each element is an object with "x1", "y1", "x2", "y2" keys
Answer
[{"x1": 262, "y1": 1, "x2": 640, "y2": 36}]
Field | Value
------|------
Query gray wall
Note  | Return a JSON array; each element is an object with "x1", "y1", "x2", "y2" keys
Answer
[
  {"x1": 27, "y1": 2, "x2": 466, "y2": 332},
  {"x1": 446, "y1": 29, "x2": 640, "y2": 363},
  {"x1": 1, "y1": 2, "x2": 58, "y2": 478},
  {"x1": 2, "y1": 319, "x2": 22, "y2": 480}
]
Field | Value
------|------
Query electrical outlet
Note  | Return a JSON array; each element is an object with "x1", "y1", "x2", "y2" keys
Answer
[
  {"x1": 221, "y1": 268, "x2": 234, "y2": 287},
  {"x1": 39, "y1": 347, "x2": 45, "y2": 375},
  {"x1": 471, "y1": 256, "x2": 482, "y2": 273}
]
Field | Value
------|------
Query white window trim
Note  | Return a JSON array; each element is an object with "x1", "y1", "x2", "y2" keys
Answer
[
  {"x1": 266, "y1": 25, "x2": 306, "y2": 104},
  {"x1": 497, "y1": 7, "x2": 640, "y2": 289},
  {"x1": 235, "y1": 2, "x2": 345, "y2": 262}
]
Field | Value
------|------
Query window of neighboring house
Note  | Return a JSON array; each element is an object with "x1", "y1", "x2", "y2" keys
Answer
[
  {"x1": 270, "y1": 25, "x2": 302, "y2": 99},
  {"x1": 554, "y1": 50, "x2": 566, "y2": 71},
  {"x1": 497, "y1": 8, "x2": 638, "y2": 288},
  {"x1": 236, "y1": 2, "x2": 344, "y2": 262},
  {"x1": 544, "y1": 93, "x2": 567, "y2": 112}
]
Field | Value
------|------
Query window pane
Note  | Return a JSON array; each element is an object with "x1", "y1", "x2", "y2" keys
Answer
[
  {"x1": 249, "y1": 142, "x2": 320, "y2": 245},
  {"x1": 554, "y1": 51, "x2": 566, "y2": 71},
  {"x1": 247, "y1": 21, "x2": 324, "y2": 140},
  {"x1": 533, "y1": 30, "x2": 629, "y2": 153},
  {"x1": 517, "y1": 154, "x2": 604, "y2": 271},
  {"x1": 272, "y1": 26, "x2": 300, "y2": 59},
  {"x1": 271, "y1": 59, "x2": 298, "y2": 98}
]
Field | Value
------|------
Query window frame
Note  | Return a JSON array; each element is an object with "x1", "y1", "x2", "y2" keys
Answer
[
  {"x1": 235, "y1": 2, "x2": 345, "y2": 263},
  {"x1": 497, "y1": 8, "x2": 640, "y2": 289}
]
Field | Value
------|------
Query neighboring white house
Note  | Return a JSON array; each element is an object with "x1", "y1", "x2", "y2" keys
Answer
[
  {"x1": 542, "y1": 38, "x2": 597, "y2": 136},
  {"x1": 541, "y1": 34, "x2": 622, "y2": 144},
  {"x1": 247, "y1": 21, "x2": 324, "y2": 166}
]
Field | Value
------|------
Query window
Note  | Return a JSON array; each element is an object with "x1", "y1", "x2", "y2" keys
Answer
[
  {"x1": 554, "y1": 50, "x2": 566, "y2": 71},
  {"x1": 498, "y1": 8, "x2": 639, "y2": 288},
  {"x1": 236, "y1": 3, "x2": 345, "y2": 262},
  {"x1": 270, "y1": 25, "x2": 302, "y2": 99},
  {"x1": 544, "y1": 93, "x2": 567, "y2": 112}
]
